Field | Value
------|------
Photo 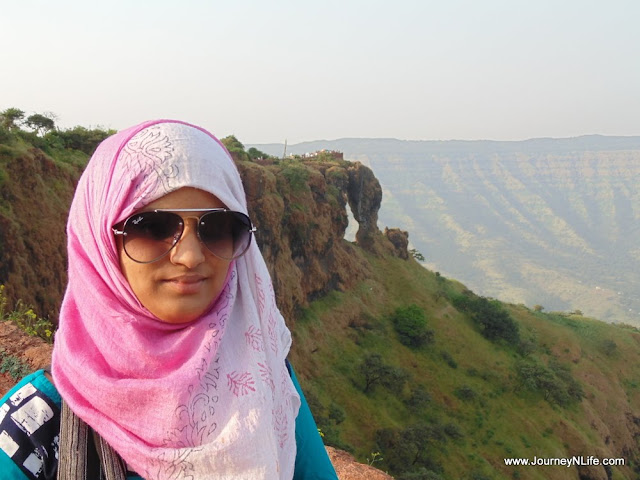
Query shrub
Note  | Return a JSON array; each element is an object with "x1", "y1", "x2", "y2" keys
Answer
[
  {"x1": 440, "y1": 350, "x2": 458, "y2": 369},
  {"x1": 303, "y1": 388, "x2": 353, "y2": 452},
  {"x1": 404, "y1": 384, "x2": 432, "y2": 412},
  {"x1": 397, "y1": 469, "x2": 444, "y2": 480},
  {"x1": 358, "y1": 353, "x2": 409, "y2": 393},
  {"x1": 0, "y1": 285, "x2": 54, "y2": 343},
  {"x1": 280, "y1": 164, "x2": 310, "y2": 193},
  {"x1": 518, "y1": 337, "x2": 537, "y2": 356},
  {"x1": 0, "y1": 350, "x2": 31, "y2": 380},
  {"x1": 451, "y1": 293, "x2": 520, "y2": 344},
  {"x1": 221, "y1": 135, "x2": 251, "y2": 162},
  {"x1": 515, "y1": 357, "x2": 584, "y2": 406},
  {"x1": 0, "y1": 108, "x2": 25, "y2": 130},
  {"x1": 600, "y1": 339, "x2": 617, "y2": 357},
  {"x1": 443, "y1": 422, "x2": 465, "y2": 440},
  {"x1": 391, "y1": 304, "x2": 434, "y2": 348},
  {"x1": 0, "y1": 126, "x2": 12, "y2": 144},
  {"x1": 221, "y1": 135, "x2": 245, "y2": 153},
  {"x1": 328, "y1": 402, "x2": 346, "y2": 425},
  {"x1": 54, "y1": 126, "x2": 114, "y2": 155},
  {"x1": 549, "y1": 359, "x2": 584, "y2": 403},
  {"x1": 472, "y1": 298, "x2": 519, "y2": 344},
  {"x1": 247, "y1": 147, "x2": 271, "y2": 160},
  {"x1": 375, "y1": 424, "x2": 444, "y2": 476},
  {"x1": 410, "y1": 248, "x2": 425, "y2": 261},
  {"x1": 454, "y1": 385, "x2": 477, "y2": 401}
]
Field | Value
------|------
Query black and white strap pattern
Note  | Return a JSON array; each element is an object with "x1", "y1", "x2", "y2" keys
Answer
[{"x1": 0, "y1": 381, "x2": 59, "y2": 480}]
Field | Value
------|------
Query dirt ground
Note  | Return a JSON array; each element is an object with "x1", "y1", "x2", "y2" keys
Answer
[
  {"x1": 0, "y1": 321, "x2": 53, "y2": 396},
  {"x1": 326, "y1": 447, "x2": 394, "y2": 480}
]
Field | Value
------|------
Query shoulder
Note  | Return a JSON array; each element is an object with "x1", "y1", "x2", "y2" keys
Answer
[
  {"x1": 1, "y1": 370, "x2": 61, "y2": 407},
  {"x1": 0, "y1": 369, "x2": 61, "y2": 479}
]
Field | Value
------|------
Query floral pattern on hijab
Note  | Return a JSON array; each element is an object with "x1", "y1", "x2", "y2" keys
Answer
[{"x1": 52, "y1": 120, "x2": 300, "y2": 479}]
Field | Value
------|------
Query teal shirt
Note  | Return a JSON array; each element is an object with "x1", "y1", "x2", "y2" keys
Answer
[{"x1": 0, "y1": 368, "x2": 337, "y2": 479}]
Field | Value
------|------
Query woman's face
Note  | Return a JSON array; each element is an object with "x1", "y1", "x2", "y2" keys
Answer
[{"x1": 118, "y1": 187, "x2": 232, "y2": 323}]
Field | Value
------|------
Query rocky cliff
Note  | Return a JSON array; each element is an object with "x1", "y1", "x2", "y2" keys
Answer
[
  {"x1": 238, "y1": 156, "x2": 404, "y2": 322},
  {"x1": 0, "y1": 140, "x2": 407, "y2": 325}
]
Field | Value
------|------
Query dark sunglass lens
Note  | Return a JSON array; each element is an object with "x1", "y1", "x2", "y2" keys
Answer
[
  {"x1": 199, "y1": 211, "x2": 252, "y2": 259},
  {"x1": 123, "y1": 212, "x2": 183, "y2": 263}
]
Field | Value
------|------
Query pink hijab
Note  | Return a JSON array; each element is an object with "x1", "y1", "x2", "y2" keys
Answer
[{"x1": 52, "y1": 120, "x2": 300, "y2": 479}]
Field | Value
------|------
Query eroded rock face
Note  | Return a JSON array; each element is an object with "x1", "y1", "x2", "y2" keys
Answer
[
  {"x1": 384, "y1": 228, "x2": 409, "y2": 260},
  {"x1": 239, "y1": 159, "x2": 375, "y2": 322},
  {"x1": 346, "y1": 162, "x2": 383, "y2": 253},
  {"x1": 236, "y1": 156, "x2": 411, "y2": 323}
]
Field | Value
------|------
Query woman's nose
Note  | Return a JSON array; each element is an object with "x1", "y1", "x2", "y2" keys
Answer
[{"x1": 169, "y1": 219, "x2": 206, "y2": 268}]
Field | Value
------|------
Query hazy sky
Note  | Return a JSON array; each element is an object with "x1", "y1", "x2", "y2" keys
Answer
[{"x1": 2, "y1": 0, "x2": 639, "y2": 144}]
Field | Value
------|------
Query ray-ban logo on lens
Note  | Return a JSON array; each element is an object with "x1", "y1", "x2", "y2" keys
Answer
[{"x1": 131, "y1": 216, "x2": 144, "y2": 225}]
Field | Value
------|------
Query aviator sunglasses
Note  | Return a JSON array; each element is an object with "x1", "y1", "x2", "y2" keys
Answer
[{"x1": 112, "y1": 208, "x2": 257, "y2": 264}]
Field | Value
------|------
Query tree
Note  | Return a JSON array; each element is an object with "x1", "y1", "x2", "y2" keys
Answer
[
  {"x1": 25, "y1": 113, "x2": 55, "y2": 136},
  {"x1": 391, "y1": 305, "x2": 434, "y2": 348},
  {"x1": 55, "y1": 126, "x2": 114, "y2": 154},
  {"x1": 453, "y1": 294, "x2": 520, "y2": 344},
  {"x1": 0, "y1": 108, "x2": 25, "y2": 130},
  {"x1": 247, "y1": 147, "x2": 270, "y2": 160},
  {"x1": 404, "y1": 384, "x2": 432, "y2": 412},
  {"x1": 471, "y1": 297, "x2": 520, "y2": 344},
  {"x1": 358, "y1": 353, "x2": 408, "y2": 393},
  {"x1": 515, "y1": 358, "x2": 584, "y2": 406},
  {"x1": 409, "y1": 248, "x2": 425, "y2": 262},
  {"x1": 375, "y1": 424, "x2": 444, "y2": 475},
  {"x1": 221, "y1": 135, "x2": 245, "y2": 153}
]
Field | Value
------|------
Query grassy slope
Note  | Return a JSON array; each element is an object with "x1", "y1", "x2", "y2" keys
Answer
[
  {"x1": 289, "y1": 244, "x2": 640, "y2": 479},
  {"x1": 0, "y1": 134, "x2": 89, "y2": 320}
]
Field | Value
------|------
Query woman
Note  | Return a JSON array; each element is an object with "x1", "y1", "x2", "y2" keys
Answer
[{"x1": 0, "y1": 120, "x2": 337, "y2": 479}]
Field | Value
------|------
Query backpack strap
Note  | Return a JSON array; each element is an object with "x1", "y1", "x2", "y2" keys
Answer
[
  {"x1": 58, "y1": 400, "x2": 126, "y2": 480},
  {"x1": 58, "y1": 400, "x2": 90, "y2": 479},
  {"x1": 94, "y1": 433, "x2": 128, "y2": 480}
]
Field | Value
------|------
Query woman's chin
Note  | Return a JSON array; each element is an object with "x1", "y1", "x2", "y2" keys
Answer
[{"x1": 150, "y1": 301, "x2": 209, "y2": 324}]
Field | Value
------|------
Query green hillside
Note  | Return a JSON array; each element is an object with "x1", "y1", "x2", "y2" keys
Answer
[{"x1": 290, "y1": 251, "x2": 640, "y2": 479}]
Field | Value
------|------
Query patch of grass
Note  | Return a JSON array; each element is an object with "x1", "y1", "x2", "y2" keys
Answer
[
  {"x1": 280, "y1": 163, "x2": 310, "y2": 193},
  {"x1": 0, "y1": 349, "x2": 31, "y2": 380}
]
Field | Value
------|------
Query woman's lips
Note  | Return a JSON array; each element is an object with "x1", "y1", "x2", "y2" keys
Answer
[{"x1": 164, "y1": 275, "x2": 207, "y2": 294}]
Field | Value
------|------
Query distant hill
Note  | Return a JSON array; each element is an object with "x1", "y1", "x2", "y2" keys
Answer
[{"x1": 253, "y1": 135, "x2": 640, "y2": 326}]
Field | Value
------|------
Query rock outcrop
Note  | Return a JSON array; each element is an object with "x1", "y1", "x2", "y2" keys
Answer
[
  {"x1": 346, "y1": 162, "x2": 383, "y2": 253},
  {"x1": 237, "y1": 157, "x2": 407, "y2": 322},
  {"x1": 384, "y1": 228, "x2": 409, "y2": 260}
]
